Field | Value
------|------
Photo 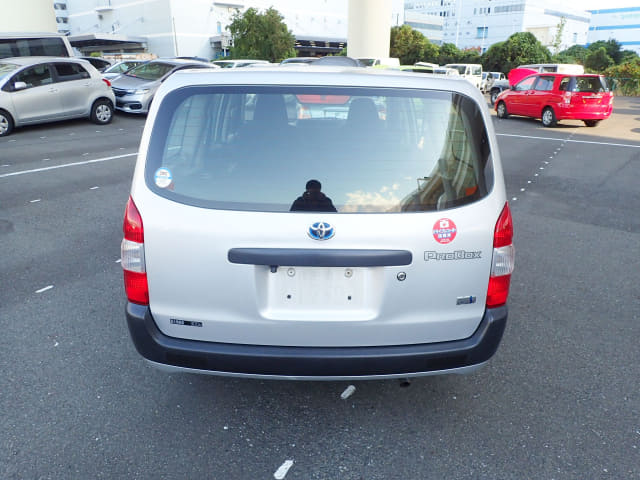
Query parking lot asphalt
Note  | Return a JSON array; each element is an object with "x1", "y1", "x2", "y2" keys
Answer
[{"x1": 1, "y1": 101, "x2": 639, "y2": 479}]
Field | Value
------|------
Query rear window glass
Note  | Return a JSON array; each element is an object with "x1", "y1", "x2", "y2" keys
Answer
[
  {"x1": 573, "y1": 76, "x2": 608, "y2": 93},
  {"x1": 126, "y1": 62, "x2": 174, "y2": 80},
  {"x1": 146, "y1": 86, "x2": 493, "y2": 213}
]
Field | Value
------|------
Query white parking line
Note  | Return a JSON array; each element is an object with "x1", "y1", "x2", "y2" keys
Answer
[
  {"x1": 273, "y1": 460, "x2": 294, "y2": 479},
  {"x1": 36, "y1": 285, "x2": 54, "y2": 293},
  {"x1": 497, "y1": 133, "x2": 640, "y2": 149},
  {"x1": 0, "y1": 153, "x2": 137, "y2": 179}
]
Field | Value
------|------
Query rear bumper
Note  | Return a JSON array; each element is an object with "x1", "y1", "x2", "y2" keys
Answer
[
  {"x1": 125, "y1": 303, "x2": 507, "y2": 379},
  {"x1": 556, "y1": 104, "x2": 613, "y2": 120}
]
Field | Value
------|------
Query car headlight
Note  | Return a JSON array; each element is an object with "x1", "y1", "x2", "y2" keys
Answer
[{"x1": 134, "y1": 88, "x2": 150, "y2": 94}]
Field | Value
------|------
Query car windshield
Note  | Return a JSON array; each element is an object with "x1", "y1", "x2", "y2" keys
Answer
[
  {"x1": 0, "y1": 62, "x2": 19, "y2": 81},
  {"x1": 125, "y1": 62, "x2": 174, "y2": 80},
  {"x1": 213, "y1": 61, "x2": 235, "y2": 68},
  {"x1": 146, "y1": 86, "x2": 492, "y2": 213}
]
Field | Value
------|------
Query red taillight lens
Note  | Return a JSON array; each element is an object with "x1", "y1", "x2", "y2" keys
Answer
[
  {"x1": 493, "y1": 202, "x2": 513, "y2": 248},
  {"x1": 102, "y1": 78, "x2": 111, "y2": 87},
  {"x1": 123, "y1": 271, "x2": 149, "y2": 305},
  {"x1": 487, "y1": 203, "x2": 515, "y2": 308},
  {"x1": 123, "y1": 197, "x2": 144, "y2": 243},
  {"x1": 122, "y1": 197, "x2": 148, "y2": 305}
]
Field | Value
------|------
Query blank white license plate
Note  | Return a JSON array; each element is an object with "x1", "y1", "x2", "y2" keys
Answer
[{"x1": 267, "y1": 266, "x2": 366, "y2": 310}]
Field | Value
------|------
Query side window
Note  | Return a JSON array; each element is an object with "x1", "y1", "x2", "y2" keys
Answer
[
  {"x1": 52, "y1": 62, "x2": 90, "y2": 82},
  {"x1": 515, "y1": 76, "x2": 536, "y2": 91},
  {"x1": 13, "y1": 64, "x2": 53, "y2": 89},
  {"x1": 558, "y1": 77, "x2": 571, "y2": 91},
  {"x1": 534, "y1": 76, "x2": 554, "y2": 91}
]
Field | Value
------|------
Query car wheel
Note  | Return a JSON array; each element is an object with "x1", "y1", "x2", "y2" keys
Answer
[
  {"x1": 90, "y1": 99, "x2": 114, "y2": 125},
  {"x1": 0, "y1": 109, "x2": 14, "y2": 137},
  {"x1": 496, "y1": 101, "x2": 508, "y2": 119},
  {"x1": 541, "y1": 107, "x2": 557, "y2": 127},
  {"x1": 490, "y1": 89, "x2": 500, "y2": 106},
  {"x1": 584, "y1": 120, "x2": 600, "y2": 127}
]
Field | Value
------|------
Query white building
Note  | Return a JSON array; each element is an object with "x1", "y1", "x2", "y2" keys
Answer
[
  {"x1": 404, "y1": 10, "x2": 444, "y2": 44},
  {"x1": 588, "y1": 7, "x2": 640, "y2": 56},
  {"x1": 1, "y1": 0, "x2": 57, "y2": 32},
  {"x1": 41, "y1": 0, "x2": 403, "y2": 59},
  {"x1": 405, "y1": 0, "x2": 591, "y2": 53}
]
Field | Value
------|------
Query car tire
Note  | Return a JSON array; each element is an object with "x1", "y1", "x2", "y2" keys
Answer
[
  {"x1": 90, "y1": 99, "x2": 114, "y2": 125},
  {"x1": 496, "y1": 101, "x2": 508, "y2": 119},
  {"x1": 584, "y1": 120, "x2": 600, "y2": 127},
  {"x1": 490, "y1": 89, "x2": 500, "y2": 106},
  {"x1": 541, "y1": 107, "x2": 557, "y2": 127},
  {"x1": 0, "y1": 109, "x2": 14, "y2": 137}
]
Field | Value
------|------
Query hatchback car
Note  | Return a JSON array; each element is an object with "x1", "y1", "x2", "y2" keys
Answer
[
  {"x1": 0, "y1": 57, "x2": 114, "y2": 137},
  {"x1": 110, "y1": 58, "x2": 217, "y2": 114},
  {"x1": 102, "y1": 60, "x2": 147, "y2": 80},
  {"x1": 122, "y1": 68, "x2": 515, "y2": 379},
  {"x1": 494, "y1": 73, "x2": 613, "y2": 127}
]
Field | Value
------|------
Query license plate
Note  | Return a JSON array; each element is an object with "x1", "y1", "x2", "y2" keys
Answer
[{"x1": 262, "y1": 266, "x2": 382, "y2": 317}]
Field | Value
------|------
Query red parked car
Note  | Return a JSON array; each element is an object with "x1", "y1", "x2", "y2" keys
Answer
[{"x1": 494, "y1": 73, "x2": 613, "y2": 127}]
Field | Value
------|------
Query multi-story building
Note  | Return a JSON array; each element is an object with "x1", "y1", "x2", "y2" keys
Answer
[
  {"x1": 405, "y1": 0, "x2": 591, "y2": 53},
  {"x1": 588, "y1": 7, "x2": 640, "y2": 55},
  {"x1": 53, "y1": 1, "x2": 70, "y2": 35},
  {"x1": 1, "y1": 0, "x2": 57, "y2": 32},
  {"x1": 404, "y1": 10, "x2": 444, "y2": 44},
  {"x1": 44, "y1": 0, "x2": 402, "y2": 59}
]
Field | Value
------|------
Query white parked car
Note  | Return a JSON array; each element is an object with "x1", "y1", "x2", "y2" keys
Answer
[
  {"x1": 122, "y1": 67, "x2": 514, "y2": 379},
  {"x1": 0, "y1": 57, "x2": 115, "y2": 136},
  {"x1": 211, "y1": 59, "x2": 269, "y2": 68}
]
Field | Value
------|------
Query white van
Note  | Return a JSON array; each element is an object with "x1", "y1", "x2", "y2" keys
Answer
[
  {"x1": 122, "y1": 67, "x2": 514, "y2": 379},
  {"x1": 0, "y1": 33, "x2": 74, "y2": 59},
  {"x1": 444, "y1": 64, "x2": 483, "y2": 89},
  {"x1": 518, "y1": 64, "x2": 584, "y2": 74},
  {"x1": 359, "y1": 57, "x2": 401, "y2": 67}
]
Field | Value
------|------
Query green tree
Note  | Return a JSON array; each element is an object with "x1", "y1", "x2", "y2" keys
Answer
[
  {"x1": 552, "y1": 17, "x2": 566, "y2": 55},
  {"x1": 227, "y1": 7, "x2": 296, "y2": 62},
  {"x1": 390, "y1": 25, "x2": 432, "y2": 65},
  {"x1": 620, "y1": 49, "x2": 639, "y2": 64},
  {"x1": 584, "y1": 46, "x2": 614, "y2": 72},
  {"x1": 588, "y1": 39, "x2": 623, "y2": 64},
  {"x1": 482, "y1": 40, "x2": 506, "y2": 72},
  {"x1": 460, "y1": 49, "x2": 482, "y2": 64},
  {"x1": 438, "y1": 43, "x2": 463, "y2": 65},
  {"x1": 554, "y1": 44, "x2": 587, "y2": 65},
  {"x1": 480, "y1": 32, "x2": 551, "y2": 73},
  {"x1": 604, "y1": 58, "x2": 640, "y2": 95}
]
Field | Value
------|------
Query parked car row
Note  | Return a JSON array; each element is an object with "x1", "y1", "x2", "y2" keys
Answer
[{"x1": 0, "y1": 56, "x2": 115, "y2": 137}]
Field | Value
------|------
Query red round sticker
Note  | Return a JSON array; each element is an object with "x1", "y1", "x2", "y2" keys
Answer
[{"x1": 433, "y1": 218, "x2": 457, "y2": 244}]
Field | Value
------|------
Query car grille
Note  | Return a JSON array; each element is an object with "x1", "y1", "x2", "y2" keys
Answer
[{"x1": 112, "y1": 88, "x2": 127, "y2": 97}]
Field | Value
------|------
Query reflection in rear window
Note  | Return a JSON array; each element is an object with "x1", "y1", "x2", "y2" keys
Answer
[{"x1": 146, "y1": 86, "x2": 493, "y2": 213}]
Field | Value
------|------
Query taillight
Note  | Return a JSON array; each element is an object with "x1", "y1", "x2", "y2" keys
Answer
[
  {"x1": 102, "y1": 78, "x2": 112, "y2": 87},
  {"x1": 487, "y1": 203, "x2": 515, "y2": 308},
  {"x1": 563, "y1": 92, "x2": 572, "y2": 104},
  {"x1": 121, "y1": 197, "x2": 148, "y2": 305}
]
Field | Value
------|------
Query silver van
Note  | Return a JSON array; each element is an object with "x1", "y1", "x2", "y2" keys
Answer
[{"x1": 122, "y1": 68, "x2": 515, "y2": 380}]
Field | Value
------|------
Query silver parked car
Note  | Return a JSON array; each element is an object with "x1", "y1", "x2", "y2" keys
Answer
[
  {"x1": 102, "y1": 60, "x2": 147, "y2": 80},
  {"x1": 0, "y1": 57, "x2": 115, "y2": 137},
  {"x1": 122, "y1": 68, "x2": 515, "y2": 379},
  {"x1": 110, "y1": 58, "x2": 217, "y2": 114}
]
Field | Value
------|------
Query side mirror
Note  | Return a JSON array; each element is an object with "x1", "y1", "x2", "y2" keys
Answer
[{"x1": 13, "y1": 81, "x2": 27, "y2": 91}]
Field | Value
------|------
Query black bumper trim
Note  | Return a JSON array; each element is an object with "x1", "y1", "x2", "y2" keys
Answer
[
  {"x1": 126, "y1": 303, "x2": 507, "y2": 377},
  {"x1": 228, "y1": 248, "x2": 412, "y2": 268}
]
